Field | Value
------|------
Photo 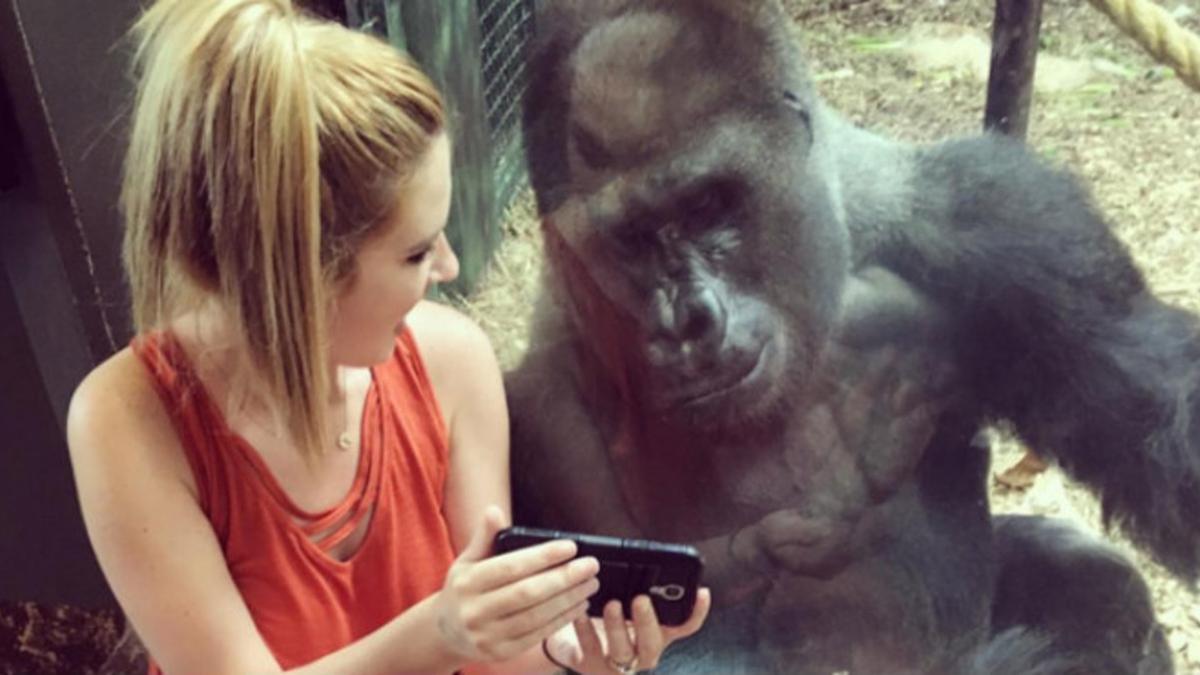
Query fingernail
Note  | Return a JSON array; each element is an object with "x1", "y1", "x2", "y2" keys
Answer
[
  {"x1": 569, "y1": 556, "x2": 599, "y2": 576},
  {"x1": 633, "y1": 597, "x2": 651, "y2": 617}
]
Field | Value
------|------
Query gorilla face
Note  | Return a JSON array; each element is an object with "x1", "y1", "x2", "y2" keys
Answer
[{"x1": 539, "y1": 5, "x2": 852, "y2": 427}]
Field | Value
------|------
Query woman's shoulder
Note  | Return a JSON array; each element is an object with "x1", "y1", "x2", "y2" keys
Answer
[
  {"x1": 402, "y1": 300, "x2": 502, "y2": 414},
  {"x1": 69, "y1": 345, "x2": 158, "y2": 439},
  {"x1": 67, "y1": 342, "x2": 195, "y2": 492},
  {"x1": 404, "y1": 300, "x2": 496, "y2": 370}
]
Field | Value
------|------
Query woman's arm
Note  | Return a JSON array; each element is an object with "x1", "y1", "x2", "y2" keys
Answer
[
  {"x1": 68, "y1": 350, "x2": 285, "y2": 675},
  {"x1": 407, "y1": 301, "x2": 564, "y2": 674},
  {"x1": 406, "y1": 300, "x2": 512, "y2": 550},
  {"x1": 67, "y1": 347, "x2": 593, "y2": 675}
]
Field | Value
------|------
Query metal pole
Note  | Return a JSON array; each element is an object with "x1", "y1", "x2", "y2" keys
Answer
[{"x1": 984, "y1": 0, "x2": 1045, "y2": 138}]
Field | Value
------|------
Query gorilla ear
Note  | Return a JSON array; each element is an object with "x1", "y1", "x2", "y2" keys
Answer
[{"x1": 782, "y1": 90, "x2": 812, "y2": 131}]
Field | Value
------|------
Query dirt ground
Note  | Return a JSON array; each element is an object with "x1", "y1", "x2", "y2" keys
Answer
[{"x1": 461, "y1": 0, "x2": 1200, "y2": 671}]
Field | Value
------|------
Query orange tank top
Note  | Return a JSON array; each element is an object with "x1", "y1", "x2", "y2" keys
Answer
[{"x1": 132, "y1": 330, "x2": 457, "y2": 671}]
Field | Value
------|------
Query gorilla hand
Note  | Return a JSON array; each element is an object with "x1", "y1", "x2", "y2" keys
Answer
[{"x1": 732, "y1": 508, "x2": 857, "y2": 579}]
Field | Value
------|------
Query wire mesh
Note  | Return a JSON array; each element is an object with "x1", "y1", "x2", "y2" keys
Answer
[{"x1": 477, "y1": 0, "x2": 536, "y2": 208}]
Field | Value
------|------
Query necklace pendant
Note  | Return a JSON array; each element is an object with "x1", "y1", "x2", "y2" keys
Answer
[{"x1": 337, "y1": 432, "x2": 354, "y2": 450}]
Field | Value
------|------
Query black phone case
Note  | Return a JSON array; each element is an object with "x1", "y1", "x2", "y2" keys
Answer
[{"x1": 493, "y1": 526, "x2": 703, "y2": 627}]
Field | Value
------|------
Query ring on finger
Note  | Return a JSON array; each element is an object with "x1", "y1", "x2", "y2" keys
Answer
[{"x1": 606, "y1": 654, "x2": 639, "y2": 674}]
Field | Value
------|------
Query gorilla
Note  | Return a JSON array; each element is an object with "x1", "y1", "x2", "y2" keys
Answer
[{"x1": 505, "y1": 1, "x2": 1199, "y2": 673}]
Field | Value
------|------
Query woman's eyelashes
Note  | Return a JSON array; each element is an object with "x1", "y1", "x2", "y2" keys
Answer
[{"x1": 405, "y1": 247, "x2": 433, "y2": 265}]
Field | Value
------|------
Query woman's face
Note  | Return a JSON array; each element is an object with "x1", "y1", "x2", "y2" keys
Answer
[{"x1": 329, "y1": 133, "x2": 459, "y2": 367}]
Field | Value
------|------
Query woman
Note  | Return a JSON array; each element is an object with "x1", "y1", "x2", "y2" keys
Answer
[{"x1": 65, "y1": 0, "x2": 710, "y2": 673}]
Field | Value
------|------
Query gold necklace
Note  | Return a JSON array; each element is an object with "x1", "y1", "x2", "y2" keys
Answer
[{"x1": 336, "y1": 367, "x2": 355, "y2": 451}]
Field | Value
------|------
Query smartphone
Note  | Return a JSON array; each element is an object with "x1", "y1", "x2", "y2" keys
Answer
[{"x1": 493, "y1": 526, "x2": 704, "y2": 627}]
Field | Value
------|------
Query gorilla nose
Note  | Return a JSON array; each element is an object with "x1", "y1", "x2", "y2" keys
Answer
[{"x1": 646, "y1": 285, "x2": 727, "y2": 372}]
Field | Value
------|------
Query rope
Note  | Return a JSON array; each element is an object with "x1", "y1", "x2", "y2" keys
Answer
[{"x1": 1086, "y1": 0, "x2": 1200, "y2": 91}]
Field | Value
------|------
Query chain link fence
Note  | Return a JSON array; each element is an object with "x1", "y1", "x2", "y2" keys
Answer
[
  {"x1": 338, "y1": 0, "x2": 539, "y2": 292},
  {"x1": 477, "y1": 0, "x2": 537, "y2": 214}
]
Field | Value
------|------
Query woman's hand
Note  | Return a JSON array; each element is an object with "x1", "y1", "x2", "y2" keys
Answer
[
  {"x1": 435, "y1": 506, "x2": 602, "y2": 663},
  {"x1": 545, "y1": 587, "x2": 712, "y2": 673}
]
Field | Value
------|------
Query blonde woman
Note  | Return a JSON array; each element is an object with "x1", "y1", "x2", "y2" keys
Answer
[{"x1": 65, "y1": 1, "x2": 709, "y2": 673}]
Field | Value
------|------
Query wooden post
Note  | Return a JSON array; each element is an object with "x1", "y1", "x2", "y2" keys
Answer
[{"x1": 984, "y1": 0, "x2": 1045, "y2": 138}]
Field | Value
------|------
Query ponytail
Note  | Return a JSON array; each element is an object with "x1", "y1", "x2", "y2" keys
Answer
[{"x1": 122, "y1": 0, "x2": 443, "y2": 459}]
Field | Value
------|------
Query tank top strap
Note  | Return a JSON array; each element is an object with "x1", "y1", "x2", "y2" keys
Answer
[
  {"x1": 367, "y1": 326, "x2": 451, "y2": 513},
  {"x1": 389, "y1": 327, "x2": 450, "y2": 452},
  {"x1": 130, "y1": 332, "x2": 234, "y2": 538}
]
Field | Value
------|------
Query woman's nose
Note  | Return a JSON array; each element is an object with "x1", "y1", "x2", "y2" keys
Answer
[{"x1": 430, "y1": 232, "x2": 460, "y2": 284}]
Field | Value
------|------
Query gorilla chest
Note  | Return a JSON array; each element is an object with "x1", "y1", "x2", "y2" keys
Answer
[{"x1": 627, "y1": 335, "x2": 961, "y2": 539}]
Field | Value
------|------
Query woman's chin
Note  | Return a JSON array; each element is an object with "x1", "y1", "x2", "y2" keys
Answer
[
  {"x1": 373, "y1": 337, "x2": 398, "y2": 364},
  {"x1": 333, "y1": 338, "x2": 397, "y2": 369}
]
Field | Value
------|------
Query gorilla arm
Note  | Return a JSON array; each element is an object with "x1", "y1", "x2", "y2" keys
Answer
[{"x1": 893, "y1": 134, "x2": 1200, "y2": 579}]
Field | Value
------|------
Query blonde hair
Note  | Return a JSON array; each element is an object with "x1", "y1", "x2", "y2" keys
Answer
[{"x1": 122, "y1": 0, "x2": 444, "y2": 459}]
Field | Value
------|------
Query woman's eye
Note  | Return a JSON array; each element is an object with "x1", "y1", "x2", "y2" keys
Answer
[{"x1": 405, "y1": 248, "x2": 433, "y2": 265}]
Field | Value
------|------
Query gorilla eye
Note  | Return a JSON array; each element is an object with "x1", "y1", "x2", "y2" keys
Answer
[
  {"x1": 683, "y1": 180, "x2": 739, "y2": 226},
  {"x1": 691, "y1": 191, "x2": 720, "y2": 216}
]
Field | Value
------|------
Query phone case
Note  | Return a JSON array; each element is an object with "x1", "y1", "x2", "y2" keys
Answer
[{"x1": 493, "y1": 526, "x2": 704, "y2": 626}]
